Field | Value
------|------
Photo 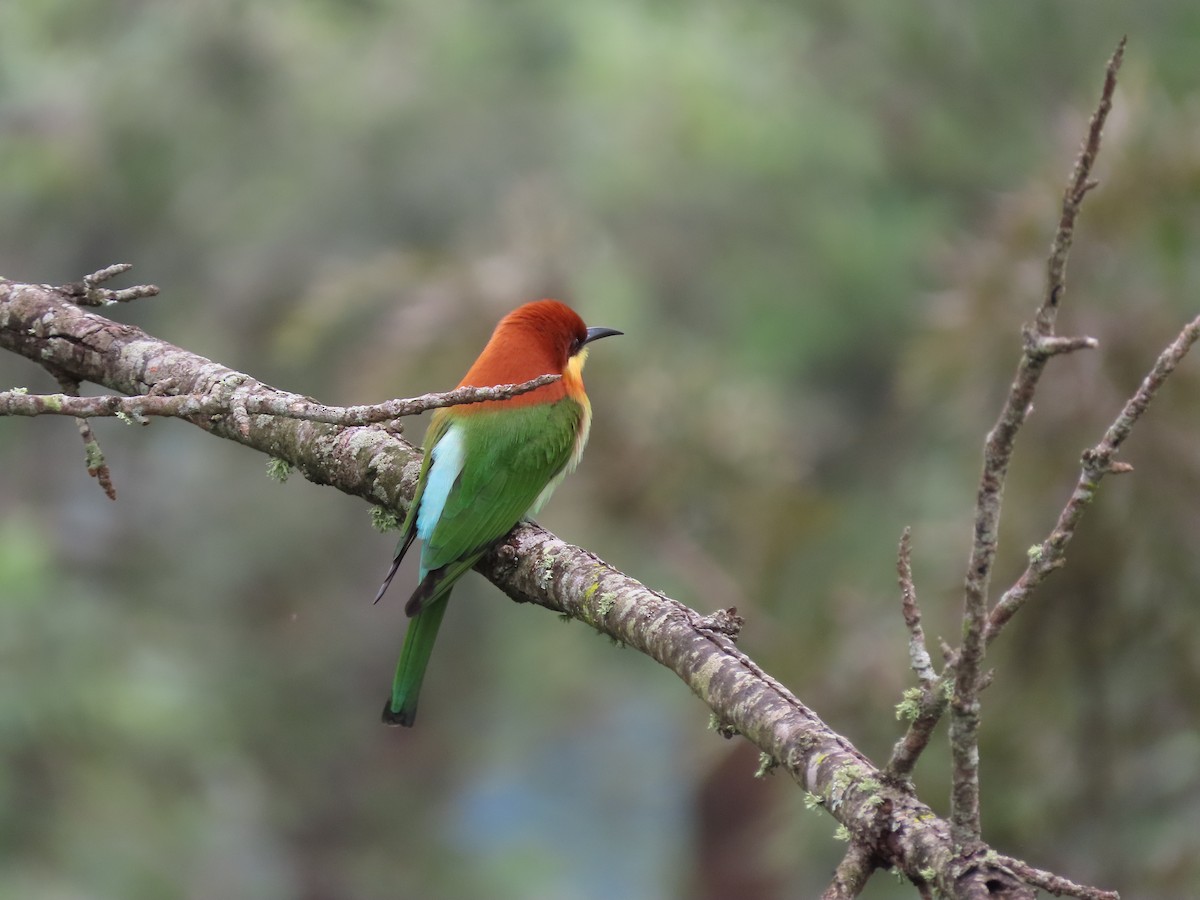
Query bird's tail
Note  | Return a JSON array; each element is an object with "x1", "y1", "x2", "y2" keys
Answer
[{"x1": 381, "y1": 595, "x2": 450, "y2": 726}]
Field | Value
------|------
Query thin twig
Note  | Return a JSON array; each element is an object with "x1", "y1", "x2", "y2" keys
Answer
[
  {"x1": 897, "y1": 528, "x2": 935, "y2": 687},
  {"x1": 51, "y1": 371, "x2": 117, "y2": 500},
  {"x1": 949, "y1": 38, "x2": 1125, "y2": 838},
  {"x1": 1038, "y1": 36, "x2": 1126, "y2": 333},
  {"x1": 885, "y1": 681, "x2": 949, "y2": 782},
  {"x1": 991, "y1": 853, "x2": 1119, "y2": 900},
  {"x1": 884, "y1": 528, "x2": 948, "y2": 780},
  {"x1": 59, "y1": 263, "x2": 160, "y2": 306},
  {"x1": 275, "y1": 376, "x2": 564, "y2": 423},
  {"x1": 0, "y1": 375, "x2": 561, "y2": 425}
]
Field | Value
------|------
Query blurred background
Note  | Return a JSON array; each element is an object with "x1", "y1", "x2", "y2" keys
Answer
[{"x1": 2, "y1": 1, "x2": 1199, "y2": 897}]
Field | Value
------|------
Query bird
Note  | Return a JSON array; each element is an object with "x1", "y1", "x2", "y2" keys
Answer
[{"x1": 374, "y1": 299, "x2": 621, "y2": 726}]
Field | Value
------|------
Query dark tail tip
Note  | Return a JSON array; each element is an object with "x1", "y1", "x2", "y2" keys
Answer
[
  {"x1": 381, "y1": 698, "x2": 416, "y2": 727},
  {"x1": 373, "y1": 557, "x2": 403, "y2": 605}
]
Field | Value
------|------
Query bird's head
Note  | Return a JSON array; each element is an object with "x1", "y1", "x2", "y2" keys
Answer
[{"x1": 460, "y1": 300, "x2": 621, "y2": 404}]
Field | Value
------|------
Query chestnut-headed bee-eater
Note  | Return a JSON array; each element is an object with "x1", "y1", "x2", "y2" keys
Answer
[{"x1": 374, "y1": 300, "x2": 621, "y2": 726}]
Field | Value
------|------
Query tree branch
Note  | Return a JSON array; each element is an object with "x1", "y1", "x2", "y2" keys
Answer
[
  {"x1": 897, "y1": 528, "x2": 936, "y2": 689},
  {"x1": 0, "y1": 376, "x2": 561, "y2": 425},
  {"x1": 0, "y1": 45, "x2": 1144, "y2": 899},
  {"x1": 991, "y1": 853, "x2": 1119, "y2": 900},
  {"x1": 950, "y1": 36, "x2": 1124, "y2": 839},
  {"x1": 986, "y1": 312, "x2": 1200, "y2": 641},
  {"x1": 885, "y1": 528, "x2": 949, "y2": 782},
  {"x1": 884, "y1": 309, "x2": 1200, "y2": 798},
  {"x1": 821, "y1": 842, "x2": 878, "y2": 900},
  {"x1": 1, "y1": 276, "x2": 1102, "y2": 900},
  {"x1": 49, "y1": 368, "x2": 117, "y2": 500},
  {"x1": 57, "y1": 263, "x2": 161, "y2": 306}
]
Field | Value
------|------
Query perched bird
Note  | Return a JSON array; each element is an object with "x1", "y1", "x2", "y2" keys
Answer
[{"x1": 374, "y1": 300, "x2": 621, "y2": 726}]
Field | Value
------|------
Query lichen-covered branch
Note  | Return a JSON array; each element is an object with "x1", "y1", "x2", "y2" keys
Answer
[
  {"x1": 49, "y1": 369, "x2": 117, "y2": 500},
  {"x1": 1, "y1": 277, "x2": 1107, "y2": 899},
  {"x1": 0, "y1": 276, "x2": 421, "y2": 514},
  {"x1": 473, "y1": 516, "x2": 1039, "y2": 899},
  {"x1": 897, "y1": 528, "x2": 935, "y2": 689},
  {"x1": 0, "y1": 375, "x2": 560, "y2": 425},
  {"x1": 992, "y1": 853, "x2": 1119, "y2": 900},
  {"x1": 886, "y1": 529, "x2": 949, "y2": 782}
]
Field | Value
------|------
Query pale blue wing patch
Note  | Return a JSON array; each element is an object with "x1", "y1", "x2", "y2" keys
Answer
[{"x1": 415, "y1": 423, "x2": 466, "y2": 576}]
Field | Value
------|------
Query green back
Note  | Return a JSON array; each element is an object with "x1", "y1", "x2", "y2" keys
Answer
[{"x1": 409, "y1": 398, "x2": 583, "y2": 612}]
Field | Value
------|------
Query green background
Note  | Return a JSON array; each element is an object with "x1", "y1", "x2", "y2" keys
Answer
[{"x1": 2, "y1": 2, "x2": 1199, "y2": 897}]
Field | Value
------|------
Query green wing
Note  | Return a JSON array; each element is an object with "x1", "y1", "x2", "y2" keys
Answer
[{"x1": 409, "y1": 399, "x2": 582, "y2": 614}]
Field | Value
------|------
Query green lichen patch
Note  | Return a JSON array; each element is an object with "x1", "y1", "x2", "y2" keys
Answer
[
  {"x1": 370, "y1": 505, "x2": 400, "y2": 532},
  {"x1": 895, "y1": 686, "x2": 923, "y2": 721},
  {"x1": 266, "y1": 457, "x2": 292, "y2": 483}
]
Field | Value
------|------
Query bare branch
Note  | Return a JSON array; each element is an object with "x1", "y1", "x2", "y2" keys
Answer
[
  {"x1": 897, "y1": 528, "x2": 936, "y2": 688},
  {"x1": 950, "y1": 38, "x2": 1125, "y2": 838},
  {"x1": 0, "y1": 376, "x2": 561, "y2": 424},
  {"x1": 986, "y1": 313, "x2": 1200, "y2": 641},
  {"x1": 85, "y1": 263, "x2": 134, "y2": 283},
  {"x1": 51, "y1": 370, "x2": 117, "y2": 500},
  {"x1": 0, "y1": 390, "x2": 211, "y2": 419},
  {"x1": 1038, "y1": 36, "x2": 1126, "y2": 332},
  {"x1": 58, "y1": 263, "x2": 161, "y2": 306},
  {"x1": 991, "y1": 853, "x2": 1119, "y2": 900},
  {"x1": 269, "y1": 376, "x2": 563, "y2": 423},
  {"x1": 883, "y1": 527, "x2": 950, "y2": 780},
  {"x1": 1028, "y1": 334, "x2": 1100, "y2": 358}
]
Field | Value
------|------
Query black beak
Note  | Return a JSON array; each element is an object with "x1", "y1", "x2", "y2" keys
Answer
[{"x1": 584, "y1": 326, "x2": 623, "y2": 345}]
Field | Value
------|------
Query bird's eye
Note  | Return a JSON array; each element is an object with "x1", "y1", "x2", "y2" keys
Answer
[{"x1": 568, "y1": 336, "x2": 582, "y2": 356}]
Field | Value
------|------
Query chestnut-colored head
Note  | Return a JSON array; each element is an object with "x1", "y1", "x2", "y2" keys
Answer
[{"x1": 458, "y1": 300, "x2": 621, "y2": 407}]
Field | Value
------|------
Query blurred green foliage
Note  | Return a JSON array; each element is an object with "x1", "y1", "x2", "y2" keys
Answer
[{"x1": 3, "y1": 2, "x2": 1200, "y2": 898}]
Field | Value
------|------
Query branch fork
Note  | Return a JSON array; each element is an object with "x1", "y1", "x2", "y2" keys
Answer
[{"x1": 57, "y1": 263, "x2": 160, "y2": 306}]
